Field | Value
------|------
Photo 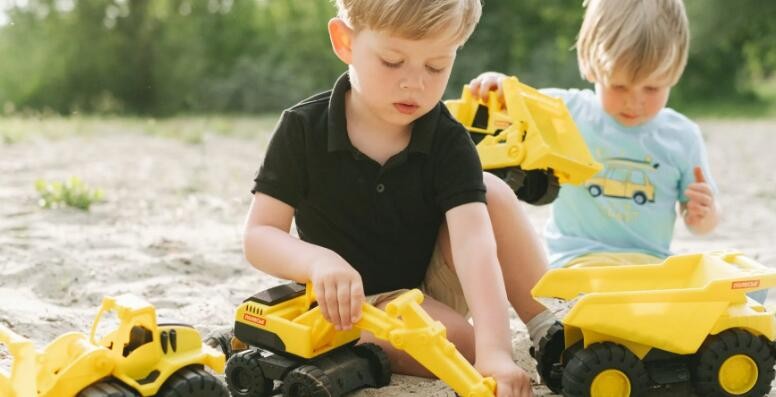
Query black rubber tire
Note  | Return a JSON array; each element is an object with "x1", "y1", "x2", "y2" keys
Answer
[
  {"x1": 633, "y1": 192, "x2": 647, "y2": 205},
  {"x1": 77, "y1": 379, "x2": 138, "y2": 397},
  {"x1": 562, "y1": 342, "x2": 649, "y2": 397},
  {"x1": 354, "y1": 343, "x2": 392, "y2": 387},
  {"x1": 282, "y1": 364, "x2": 334, "y2": 397},
  {"x1": 517, "y1": 169, "x2": 560, "y2": 205},
  {"x1": 532, "y1": 322, "x2": 565, "y2": 393},
  {"x1": 588, "y1": 185, "x2": 602, "y2": 197},
  {"x1": 226, "y1": 349, "x2": 274, "y2": 397},
  {"x1": 693, "y1": 329, "x2": 775, "y2": 397},
  {"x1": 156, "y1": 366, "x2": 228, "y2": 397}
]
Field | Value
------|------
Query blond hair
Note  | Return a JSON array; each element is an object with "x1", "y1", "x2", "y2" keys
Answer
[
  {"x1": 333, "y1": 0, "x2": 482, "y2": 44},
  {"x1": 576, "y1": 0, "x2": 689, "y2": 86}
]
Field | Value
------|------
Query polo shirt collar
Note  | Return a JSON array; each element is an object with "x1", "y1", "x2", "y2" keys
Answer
[{"x1": 327, "y1": 72, "x2": 439, "y2": 155}]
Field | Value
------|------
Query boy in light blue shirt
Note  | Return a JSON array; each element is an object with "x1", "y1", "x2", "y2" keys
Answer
[{"x1": 469, "y1": 0, "x2": 720, "y2": 268}]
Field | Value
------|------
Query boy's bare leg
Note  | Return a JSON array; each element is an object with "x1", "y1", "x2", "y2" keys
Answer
[
  {"x1": 483, "y1": 172, "x2": 548, "y2": 320},
  {"x1": 438, "y1": 172, "x2": 548, "y2": 323},
  {"x1": 358, "y1": 295, "x2": 475, "y2": 377}
]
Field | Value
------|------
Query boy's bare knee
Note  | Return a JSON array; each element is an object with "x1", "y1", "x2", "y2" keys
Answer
[{"x1": 483, "y1": 172, "x2": 515, "y2": 205}]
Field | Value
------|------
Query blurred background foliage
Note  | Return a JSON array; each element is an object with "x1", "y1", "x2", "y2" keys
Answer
[{"x1": 0, "y1": 0, "x2": 774, "y2": 117}]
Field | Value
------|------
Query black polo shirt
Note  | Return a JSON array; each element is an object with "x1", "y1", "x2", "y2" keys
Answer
[{"x1": 252, "y1": 73, "x2": 486, "y2": 295}]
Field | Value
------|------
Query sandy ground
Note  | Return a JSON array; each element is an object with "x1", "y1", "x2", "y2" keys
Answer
[{"x1": 0, "y1": 118, "x2": 775, "y2": 396}]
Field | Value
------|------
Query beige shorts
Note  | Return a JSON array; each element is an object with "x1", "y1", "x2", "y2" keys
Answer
[
  {"x1": 365, "y1": 244, "x2": 469, "y2": 317},
  {"x1": 564, "y1": 252, "x2": 662, "y2": 268}
]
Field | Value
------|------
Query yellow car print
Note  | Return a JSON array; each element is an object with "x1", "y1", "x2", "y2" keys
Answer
[{"x1": 585, "y1": 159, "x2": 656, "y2": 205}]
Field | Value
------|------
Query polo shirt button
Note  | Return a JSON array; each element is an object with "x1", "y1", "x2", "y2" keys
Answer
[{"x1": 376, "y1": 183, "x2": 385, "y2": 193}]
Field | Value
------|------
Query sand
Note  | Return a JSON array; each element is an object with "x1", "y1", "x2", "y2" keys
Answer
[{"x1": 1, "y1": 118, "x2": 774, "y2": 396}]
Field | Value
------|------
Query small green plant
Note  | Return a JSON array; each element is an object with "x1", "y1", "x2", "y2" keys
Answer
[{"x1": 35, "y1": 177, "x2": 105, "y2": 210}]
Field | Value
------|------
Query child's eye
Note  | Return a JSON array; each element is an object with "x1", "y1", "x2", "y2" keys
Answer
[
  {"x1": 644, "y1": 86, "x2": 659, "y2": 93},
  {"x1": 612, "y1": 85, "x2": 627, "y2": 92},
  {"x1": 425, "y1": 65, "x2": 446, "y2": 74},
  {"x1": 381, "y1": 59, "x2": 403, "y2": 68}
]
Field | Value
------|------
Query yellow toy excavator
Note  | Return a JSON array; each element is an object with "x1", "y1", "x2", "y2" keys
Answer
[
  {"x1": 0, "y1": 294, "x2": 226, "y2": 397},
  {"x1": 445, "y1": 76, "x2": 602, "y2": 205},
  {"x1": 224, "y1": 283, "x2": 496, "y2": 397},
  {"x1": 531, "y1": 251, "x2": 776, "y2": 397}
]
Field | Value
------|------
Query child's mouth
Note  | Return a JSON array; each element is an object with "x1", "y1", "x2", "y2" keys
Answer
[{"x1": 394, "y1": 102, "x2": 419, "y2": 114}]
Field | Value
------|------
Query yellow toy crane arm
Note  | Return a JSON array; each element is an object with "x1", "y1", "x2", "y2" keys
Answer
[
  {"x1": 355, "y1": 290, "x2": 497, "y2": 397},
  {"x1": 0, "y1": 325, "x2": 37, "y2": 397},
  {"x1": 302, "y1": 284, "x2": 496, "y2": 396}
]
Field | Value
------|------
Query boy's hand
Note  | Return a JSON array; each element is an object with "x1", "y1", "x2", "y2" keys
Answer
[
  {"x1": 476, "y1": 353, "x2": 534, "y2": 397},
  {"x1": 310, "y1": 253, "x2": 365, "y2": 331},
  {"x1": 469, "y1": 72, "x2": 508, "y2": 102},
  {"x1": 684, "y1": 166, "x2": 715, "y2": 227}
]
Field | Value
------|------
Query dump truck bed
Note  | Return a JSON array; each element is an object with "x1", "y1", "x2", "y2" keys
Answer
[{"x1": 532, "y1": 252, "x2": 776, "y2": 356}]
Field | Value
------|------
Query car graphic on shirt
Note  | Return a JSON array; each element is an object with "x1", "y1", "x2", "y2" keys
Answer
[{"x1": 585, "y1": 158, "x2": 658, "y2": 205}]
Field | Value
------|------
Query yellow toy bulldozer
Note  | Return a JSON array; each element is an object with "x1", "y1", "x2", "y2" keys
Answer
[
  {"x1": 531, "y1": 251, "x2": 776, "y2": 397},
  {"x1": 444, "y1": 76, "x2": 602, "y2": 205},
  {"x1": 224, "y1": 283, "x2": 496, "y2": 397},
  {"x1": 0, "y1": 295, "x2": 227, "y2": 397}
]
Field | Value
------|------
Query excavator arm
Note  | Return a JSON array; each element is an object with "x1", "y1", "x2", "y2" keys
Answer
[{"x1": 357, "y1": 290, "x2": 497, "y2": 397}]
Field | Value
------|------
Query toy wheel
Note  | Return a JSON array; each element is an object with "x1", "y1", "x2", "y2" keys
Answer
[
  {"x1": 632, "y1": 192, "x2": 647, "y2": 205},
  {"x1": 531, "y1": 322, "x2": 565, "y2": 393},
  {"x1": 693, "y1": 329, "x2": 775, "y2": 397},
  {"x1": 77, "y1": 379, "x2": 138, "y2": 397},
  {"x1": 516, "y1": 169, "x2": 560, "y2": 205},
  {"x1": 282, "y1": 364, "x2": 334, "y2": 397},
  {"x1": 562, "y1": 342, "x2": 649, "y2": 397},
  {"x1": 588, "y1": 184, "x2": 602, "y2": 197},
  {"x1": 226, "y1": 349, "x2": 274, "y2": 397},
  {"x1": 355, "y1": 342, "x2": 392, "y2": 387},
  {"x1": 156, "y1": 366, "x2": 228, "y2": 397}
]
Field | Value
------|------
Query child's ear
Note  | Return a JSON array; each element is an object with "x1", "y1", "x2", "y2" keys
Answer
[{"x1": 328, "y1": 18, "x2": 354, "y2": 64}]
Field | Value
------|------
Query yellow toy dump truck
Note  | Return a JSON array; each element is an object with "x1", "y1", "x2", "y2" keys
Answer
[
  {"x1": 445, "y1": 76, "x2": 601, "y2": 205},
  {"x1": 0, "y1": 295, "x2": 227, "y2": 397},
  {"x1": 224, "y1": 283, "x2": 496, "y2": 397},
  {"x1": 531, "y1": 251, "x2": 776, "y2": 397}
]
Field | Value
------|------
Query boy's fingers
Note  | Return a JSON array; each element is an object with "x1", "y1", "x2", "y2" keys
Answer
[
  {"x1": 337, "y1": 282, "x2": 352, "y2": 329},
  {"x1": 313, "y1": 283, "x2": 330, "y2": 322},
  {"x1": 693, "y1": 166, "x2": 706, "y2": 183},
  {"x1": 685, "y1": 189, "x2": 712, "y2": 206},
  {"x1": 324, "y1": 279, "x2": 342, "y2": 328},
  {"x1": 350, "y1": 281, "x2": 364, "y2": 323}
]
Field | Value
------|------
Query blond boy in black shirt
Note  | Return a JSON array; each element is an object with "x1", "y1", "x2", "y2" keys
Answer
[{"x1": 247, "y1": 2, "x2": 554, "y2": 395}]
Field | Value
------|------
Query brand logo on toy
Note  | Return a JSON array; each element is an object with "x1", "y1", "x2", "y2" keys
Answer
[
  {"x1": 732, "y1": 280, "x2": 760, "y2": 289},
  {"x1": 244, "y1": 313, "x2": 266, "y2": 326}
]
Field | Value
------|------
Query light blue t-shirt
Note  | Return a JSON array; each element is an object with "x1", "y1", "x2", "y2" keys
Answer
[{"x1": 541, "y1": 88, "x2": 717, "y2": 268}]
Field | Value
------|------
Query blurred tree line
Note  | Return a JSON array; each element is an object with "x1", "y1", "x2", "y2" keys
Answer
[{"x1": 0, "y1": 0, "x2": 773, "y2": 116}]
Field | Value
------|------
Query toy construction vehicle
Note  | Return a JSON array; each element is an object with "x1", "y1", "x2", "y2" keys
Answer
[
  {"x1": 445, "y1": 76, "x2": 601, "y2": 205},
  {"x1": 225, "y1": 283, "x2": 496, "y2": 397},
  {"x1": 0, "y1": 295, "x2": 227, "y2": 397},
  {"x1": 531, "y1": 251, "x2": 776, "y2": 397}
]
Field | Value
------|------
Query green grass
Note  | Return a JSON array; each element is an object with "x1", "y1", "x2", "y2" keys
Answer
[
  {"x1": 682, "y1": 77, "x2": 776, "y2": 119},
  {"x1": 35, "y1": 177, "x2": 105, "y2": 210},
  {"x1": 0, "y1": 114, "x2": 280, "y2": 144}
]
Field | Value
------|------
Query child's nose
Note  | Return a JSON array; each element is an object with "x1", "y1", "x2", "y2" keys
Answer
[{"x1": 400, "y1": 72, "x2": 425, "y2": 91}]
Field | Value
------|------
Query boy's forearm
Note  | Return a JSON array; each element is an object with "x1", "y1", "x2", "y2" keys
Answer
[
  {"x1": 453, "y1": 240, "x2": 513, "y2": 356},
  {"x1": 244, "y1": 224, "x2": 333, "y2": 282}
]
